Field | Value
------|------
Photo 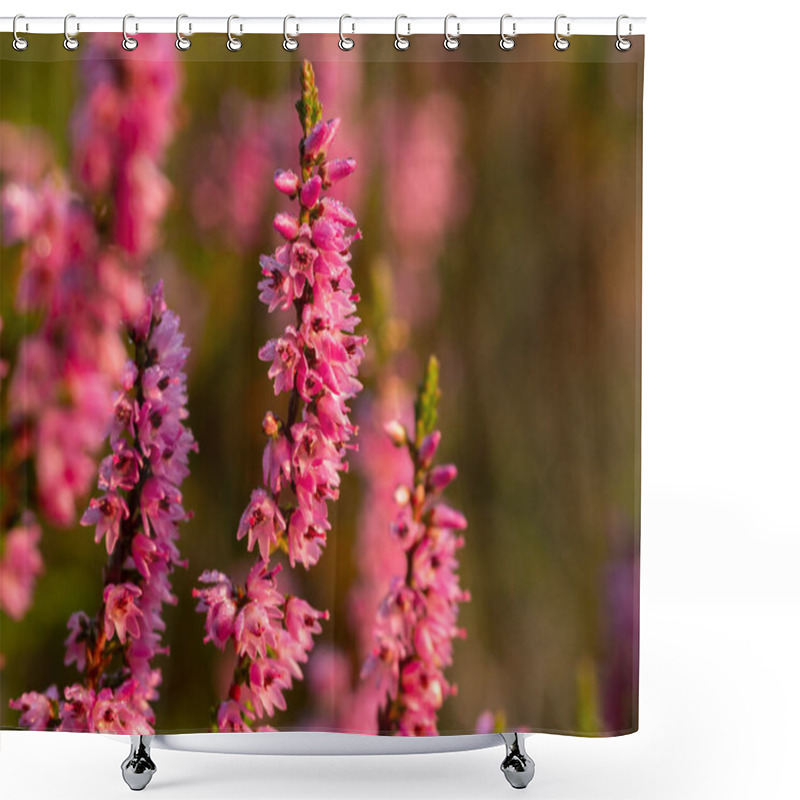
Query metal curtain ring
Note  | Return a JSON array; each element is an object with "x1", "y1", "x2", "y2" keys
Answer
[
  {"x1": 616, "y1": 14, "x2": 632, "y2": 51},
  {"x1": 339, "y1": 14, "x2": 354, "y2": 50},
  {"x1": 394, "y1": 15, "x2": 410, "y2": 50},
  {"x1": 444, "y1": 14, "x2": 460, "y2": 51},
  {"x1": 227, "y1": 15, "x2": 242, "y2": 51},
  {"x1": 122, "y1": 14, "x2": 138, "y2": 50},
  {"x1": 499, "y1": 14, "x2": 515, "y2": 50},
  {"x1": 64, "y1": 13, "x2": 79, "y2": 51},
  {"x1": 283, "y1": 15, "x2": 298, "y2": 51},
  {"x1": 176, "y1": 13, "x2": 191, "y2": 50},
  {"x1": 12, "y1": 14, "x2": 29, "y2": 51},
  {"x1": 554, "y1": 14, "x2": 570, "y2": 51}
]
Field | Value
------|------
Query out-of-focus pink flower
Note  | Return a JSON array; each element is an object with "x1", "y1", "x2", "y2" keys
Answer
[
  {"x1": 474, "y1": 710, "x2": 497, "y2": 735},
  {"x1": 0, "y1": 122, "x2": 55, "y2": 184},
  {"x1": 191, "y1": 92, "x2": 274, "y2": 251},
  {"x1": 1, "y1": 34, "x2": 180, "y2": 557},
  {"x1": 72, "y1": 34, "x2": 181, "y2": 257},
  {"x1": 0, "y1": 513, "x2": 44, "y2": 621}
]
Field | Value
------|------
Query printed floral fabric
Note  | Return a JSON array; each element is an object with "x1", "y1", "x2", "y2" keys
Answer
[{"x1": 0, "y1": 34, "x2": 643, "y2": 736}]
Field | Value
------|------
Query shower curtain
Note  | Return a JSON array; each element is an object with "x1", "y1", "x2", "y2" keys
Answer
[{"x1": 0, "y1": 31, "x2": 643, "y2": 738}]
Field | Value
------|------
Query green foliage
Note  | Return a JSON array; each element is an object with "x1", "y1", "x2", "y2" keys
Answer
[
  {"x1": 295, "y1": 59, "x2": 323, "y2": 140},
  {"x1": 414, "y1": 355, "x2": 441, "y2": 444}
]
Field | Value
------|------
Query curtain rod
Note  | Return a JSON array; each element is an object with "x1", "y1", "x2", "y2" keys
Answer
[{"x1": 0, "y1": 16, "x2": 646, "y2": 37}]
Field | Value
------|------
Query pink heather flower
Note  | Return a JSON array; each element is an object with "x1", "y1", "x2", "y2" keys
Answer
[
  {"x1": 429, "y1": 504, "x2": 468, "y2": 530},
  {"x1": 289, "y1": 240, "x2": 319, "y2": 293},
  {"x1": 322, "y1": 157, "x2": 357, "y2": 186},
  {"x1": 81, "y1": 492, "x2": 130, "y2": 554},
  {"x1": 311, "y1": 217, "x2": 347, "y2": 252},
  {"x1": 64, "y1": 611, "x2": 91, "y2": 672},
  {"x1": 304, "y1": 118, "x2": 340, "y2": 160},
  {"x1": 0, "y1": 513, "x2": 44, "y2": 621},
  {"x1": 300, "y1": 175, "x2": 323, "y2": 209},
  {"x1": 260, "y1": 328, "x2": 305, "y2": 396},
  {"x1": 8, "y1": 687, "x2": 58, "y2": 730},
  {"x1": 91, "y1": 683, "x2": 152, "y2": 734},
  {"x1": 199, "y1": 60, "x2": 364, "y2": 732},
  {"x1": 193, "y1": 570, "x2": 237, "y2": 650},
  {"x1": 218, "y1": 699, "x2": 252, "y2": 732},
  {"x1": 262, "y1": 433, "x2": 292, "y2": 495},
  {"x1": 98, "y1": 444, "x2": 142, "y2": 492},
  {"x1": 275, "y1": 169, "x2": 301, "y2": 195},
  {"x1": 417, "y1": 430, "x2": 441, "y2": 468},
  {"x1": 284, "y1": 597, "x2": 327, "y2": 651},
  {"x1": 103, "y1": 583, "x2": 144, "y2": 644},
  {"x1": 59, "y1": 685, "x2": 95, "y2": 732},
  {"x1": 319, "y1": 196, "x2": 358, "y2": 227},
  {"x1": 258, "y1": 255, "x2": 293, "y2": 312},
  {"x1": 237, "y1": 488, "x2": 285, "y2": 562},
  {"x1": 363, "y1": 368, "x2": 469, "y2": 735},
  {"x1": 248, "y1": 659, "x2": 292, "y2": 717},
  {"x1": 428, "y1": 464, "x2": 457, "y2": 491},
  {"x1": 234, "y1": 601, "x2": 277, "y2": 661},
  {"x1": 274, "y1": 212, "x2": 300, "y2": 241},
  {"x1": 287, "y1": 509, "x2": 328, "y2": 570},
  {"x1": 244, "y1": 561, "x2": 285, "y2": 608}
]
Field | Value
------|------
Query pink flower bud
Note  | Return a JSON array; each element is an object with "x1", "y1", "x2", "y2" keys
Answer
[
  {"x1": 428, "y1": 464, "x2": 457, "y2": 491},
  {"x1": 304, "y1": 118, "x2": 341, "y2": 160},
  {"x1": 311, "y1": 217, "x2": 345, "y2": 252},
  {"x1": 417, "y1": 430, "x2": 441, "y2": 467},
  {"x1": 274, "y1": 169, "x2": 300, "y2": 195},
  {"x1": 384, "y1": 420, "x2": 408, "y2": 446},
  {"x1": 323, "y1": 158, "x2": 356, "y2": 185},
  {"x1": 320, "y1": 197, "x2": 357, "y2": 227},
  {"x1": 429, "y1": 503, "x2": 467, "y2": 530},
  {"x1": 300, "y1": 176, "x2": 322, "y2": 209},
  {"x1": 273, "y1": 212, "x2": 299, "y2": 241}
]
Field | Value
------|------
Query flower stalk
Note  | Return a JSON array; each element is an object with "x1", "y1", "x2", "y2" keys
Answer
[
  {"x1": 362, "y1": 356, "x2": 470, "y2": 735},
  {"x1": 9, "y1": 282, "x2": 196, "y2": 732},
  {"x1": 194, "y1": 60, "x2": 365, "y2": 731}
]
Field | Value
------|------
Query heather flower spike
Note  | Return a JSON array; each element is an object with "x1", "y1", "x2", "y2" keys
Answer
[
  {"x1": 362, "y1": 357, "x2": 470, "y2": 735},
  {"x1": 9, "y1": 282, "x2": 196, "y2": 734},
  {"x1": 195, "y1": 60, "x2": 365, "y2": 732}
]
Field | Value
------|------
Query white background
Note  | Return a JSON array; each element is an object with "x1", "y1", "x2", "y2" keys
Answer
[{"x1": 2, "y1": 1, "x2": 799, "y2": 798}]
